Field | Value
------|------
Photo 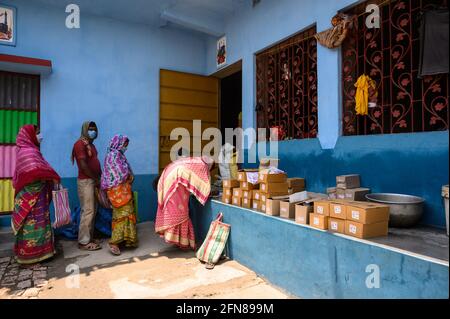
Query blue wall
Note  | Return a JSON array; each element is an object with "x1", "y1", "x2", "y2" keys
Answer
[
  {"x1": 1, "y1": 0, "x2": 206, "y2": 178},
  {"x1": 246, "y1": 132, "x2": 449, "y2": 228},
  {"x1": 206, "y1": 0, "x2": 358, "y2": 147},
  {"x1": 192, "y1": 200, "x2": 449, "y2": 299},
  {"x1": 0, "y1": 0, "x2": 208, "y2": 223},
  {"x1": 204, "y1": 0, "x2": 449, "y2": 228}
]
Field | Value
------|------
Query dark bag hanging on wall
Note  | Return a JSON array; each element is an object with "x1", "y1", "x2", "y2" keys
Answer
[{"x1": 418, "y1": 9, "x2": 449, "y2": 78}]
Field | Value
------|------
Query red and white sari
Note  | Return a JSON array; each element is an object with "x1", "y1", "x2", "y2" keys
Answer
[{"x1": 155, "y1": 157, "x2": 211, "y2": 250}]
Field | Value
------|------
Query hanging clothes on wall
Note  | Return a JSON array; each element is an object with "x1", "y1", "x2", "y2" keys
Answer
[
  {"x1": 315, "y1": 13, "x2": 355, "y2": 49},
  {"x1": 418, "y1": 9, "x2": 449, "y2": 78},
  {"x1": 354, "y1": 75, "x2": 378, "y2": 116}
]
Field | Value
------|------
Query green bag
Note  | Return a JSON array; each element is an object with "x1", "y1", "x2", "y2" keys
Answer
[{"x1": 196, "y1": 213, "x2": 230, "y2": 269}]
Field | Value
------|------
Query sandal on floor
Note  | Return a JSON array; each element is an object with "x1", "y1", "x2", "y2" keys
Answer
[
  {"x1": 109, "y1": 244, "x2": 121, "y2": 256},
  {"x1": 205, "y1": 263, "x2": 215, "y2": 270},
  {"x1": 79, "y1": 242, "x2": 102, "y2": 251}
]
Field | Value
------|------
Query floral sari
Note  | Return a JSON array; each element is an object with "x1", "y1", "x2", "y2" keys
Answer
[
  {"x1": 101, "y1": 134, "x2": 138, "y2": 247},
  {"x1": 12, "y1": 181, "x2": 55, "y2": 264},
  {"x1": 12, "y1": 125, "x2": 60, "y2": 265}
]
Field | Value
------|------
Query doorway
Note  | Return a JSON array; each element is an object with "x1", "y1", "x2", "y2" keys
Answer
[{"x1": 214, "y1": 61, "x2": 243, "y2": 146}]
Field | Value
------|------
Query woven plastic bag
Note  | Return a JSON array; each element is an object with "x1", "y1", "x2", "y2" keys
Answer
[
  {"x1": 52, "y1": 184, "x2": 72, "y2": 229},
  {"x1": 196, "y1": 213, "x2": 230, "y2": 269}
]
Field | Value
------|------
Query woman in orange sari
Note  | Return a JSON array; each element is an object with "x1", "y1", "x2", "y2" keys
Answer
[
  {"x1": 155, "y1": 156, "x2": 214, "y2": 250},
  {"x1": 100, "y1": 134, "x2": 137, "y2": 256}
]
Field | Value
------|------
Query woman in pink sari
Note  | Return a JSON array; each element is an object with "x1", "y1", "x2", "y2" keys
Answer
[{"x1": 155, "y1": 156, "x2": 214, "y2": 250}]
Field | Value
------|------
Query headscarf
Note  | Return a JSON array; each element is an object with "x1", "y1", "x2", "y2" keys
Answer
[
  {"x1": 71, "y1": 121, "x2": 96, "y2": 164},
  {"x1": 13, "y1": 125, "x2": 60, "y2": 194},
  {"x1": 100, "y1": 134, "x2": 133, "y2": 190}
]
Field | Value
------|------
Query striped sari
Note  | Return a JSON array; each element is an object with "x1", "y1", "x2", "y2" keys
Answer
[
  {"x1": 156, "y1": 157, "x2": 211, "y2": 250},
  {"x1": 12, "y1": 181, "x2": 55, "y2": 265}
]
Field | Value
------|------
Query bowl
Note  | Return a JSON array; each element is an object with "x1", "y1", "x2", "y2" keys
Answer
[{"x1": 365, "y1": 193, "x2": 425, "y2": 228}]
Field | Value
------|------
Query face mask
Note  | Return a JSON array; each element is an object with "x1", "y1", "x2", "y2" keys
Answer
[
  {"x1": 36, "y1": 133, "x2": 43, "y2": 144},
  {"x1": 121, "y1": 147, "x2": 127, "y2": 153},
  {"x1": 88, "y1": 130, "x2": 97, "y2": 140}
]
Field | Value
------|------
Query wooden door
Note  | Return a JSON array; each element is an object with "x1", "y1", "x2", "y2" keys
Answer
[{"x1": 159, "y1": 69, "x2": 219, "y2": 174}]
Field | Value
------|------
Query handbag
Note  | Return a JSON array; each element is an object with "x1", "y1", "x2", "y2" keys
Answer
[
  {"x1": 96, "y1": 187, "x2": 112, "y2": 209},
  {"x1": 52, "y1": 184, "x2": 72, "y2": 229},
  {"x1": 196, "y1": 213, "x2": 230, "y2": 268}
]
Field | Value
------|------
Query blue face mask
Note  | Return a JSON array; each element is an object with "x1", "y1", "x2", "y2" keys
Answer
[
  {"x1": 88, "y1": 130, "x2": 97, "y2": 140},
  {"x1": 121, "y1": 147, "x2": 127, "y2": 153}
]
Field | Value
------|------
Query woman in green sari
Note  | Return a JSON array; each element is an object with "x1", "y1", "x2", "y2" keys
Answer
[{"x1": 12, "y1": 125, "x2": 60, "y2": 266}]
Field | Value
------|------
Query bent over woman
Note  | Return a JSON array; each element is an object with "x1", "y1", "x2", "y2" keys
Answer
[{"x1": 155, "y1": 156, "x2": 214, "y2": 250}]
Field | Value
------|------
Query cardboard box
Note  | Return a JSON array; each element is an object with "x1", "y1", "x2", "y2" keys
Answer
[
  {"x1": 232, "y1": 188, "x2": 243, "y2": 198},
  {"x1": 266, "y1": 199, "x2": 281, "y2": 216},
  {"x1": 260, "y1": 182, "x2": 289, "y2": 194},
  {"x1": 242, "y1": 190, "x2": 252, "y2": 199},
  {"x1": 252, "y1": 200, "x2": 261, "y2": 211},
  {"x1": 344, "y1": 188, "x2": 370, "y2": 201},
  {"x1": 336, "y1": 174, "x2": 361, "y2": 189},
  {"x1": 280, "y1": 200, "x2": 297, "y2": 219},
  {"x1": 259, "y1": 158, "x2": 279, "y2": 169},
  {"x1": 260, "y1": 202, "x2": 267, "y2": 213},
  {"x1": 241, "y1": 181, "x2": 259, "y2": 191},
  {"x1": 232, "y1": 196, "x2": 242, "y2": 206},
  {"x1": 237, "y1": 169, "x2": 259, "y2": 182},
  {"x1": 336, "y1": 188, "x2": 346, "y2": 200},
  {"x1": 345, "y1": 220, "x2": 389, "y2": 239},
  {"x1": 242, "y1": 197, "x2": 252, "y2": 209},
  {"x1": 288, "y1": 178, "x2": 306, "y2": 189},
  {"x1": 330, "y1": 201, "x2": 347, "y2": 220},
  {"x1": 253, "y1": 190, "x2": 261, "y2": 201},
  {"x1": 223, "y1": 179, "x2": 239, "y2": 189},
  {"x1": 314, "y1": 200, "x2": 331, "y2": 216},
  {"x1": 346, "y1": 201, "x2": 390, "y2": 224},
  {"x1": 295, "y1": 204, "x2": 313, "y2": 225},
  {"x1": 327, "y1": 187, "x2": 337, "y2": 200},
  {"x1": 328, "y1": 218, "x2": 346, "y2": 234},
  {"x1": 259, "y1": 191, "x2": 286, "y2": 202},
  {"x1": 309, "y1": 213, "x2": 329, "y2": 230},
  {"x1": 223, "y1": 188, "x2": 234, "y2": 197},
  {"x1": 222, "y1": 195, "x2": 232, "y2": 205},
  {"x1": 258, "y1": 172, "x2": 287, "y2": 184}
]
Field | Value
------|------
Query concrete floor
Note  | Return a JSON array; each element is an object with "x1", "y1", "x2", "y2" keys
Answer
[
  {"x1": 1, "y1": 222, "x2": 290, "y2": 299},
  {"x1": 372, "y1": 226, "x2": 449, "y2": 261}
]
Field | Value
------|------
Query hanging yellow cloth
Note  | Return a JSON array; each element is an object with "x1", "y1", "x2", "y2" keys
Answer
[{"x1": 354, "y1": 75, "x2": 377, "y2": 116}]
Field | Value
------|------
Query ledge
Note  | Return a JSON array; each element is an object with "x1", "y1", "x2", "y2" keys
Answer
[
  {"x1": 191, "y1": 199, "x2": 449, "y2": 298},
  {"x1": 211, "y1": 199, "x2": 449, "y2": 266},
  {"x1": 0, "y1": 54, "x2": 52, "y2": 75}
]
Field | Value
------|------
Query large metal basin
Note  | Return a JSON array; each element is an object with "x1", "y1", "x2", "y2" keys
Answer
[{"x1": 365, "y1": 193, "x2": 425, "y2": 228}]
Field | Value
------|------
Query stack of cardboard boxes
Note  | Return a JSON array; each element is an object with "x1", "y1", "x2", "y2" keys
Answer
[
  {"x1": 221, "y1": 169, "x2": 261, "y2": 209},
  {"x1": 308, "y1": 199, "x2": 390, "y2": 239},
  {"x1": 327, "y1": 174, "x2": 371, "y2": 201},
  {"x1": 222, "y1": 179, "x2": 239, "y2": 205},
  {"x1": 258, "y1": 171, "x2": 289, "y2": 215}
]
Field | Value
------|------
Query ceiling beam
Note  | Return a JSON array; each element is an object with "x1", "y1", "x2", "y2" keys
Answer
[{"x1": 160, "y1": 7, "x2": 225, "y2": 37}]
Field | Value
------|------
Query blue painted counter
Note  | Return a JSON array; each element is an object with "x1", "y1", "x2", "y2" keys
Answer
[
  {"x1": 192, "y1": 199, "x2": 449, "y2": 299},
  {"x1": 246, "y1": 131, "x2": 449, "y2": 228}
]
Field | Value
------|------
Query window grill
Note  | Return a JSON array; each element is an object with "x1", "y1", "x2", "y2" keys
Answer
[
  {"x1": 342, "y1": 0, "x2": 449, "y2": 135},
  {"x1": 256, "y1": 26, "x2": 318, "y2": 140}
]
